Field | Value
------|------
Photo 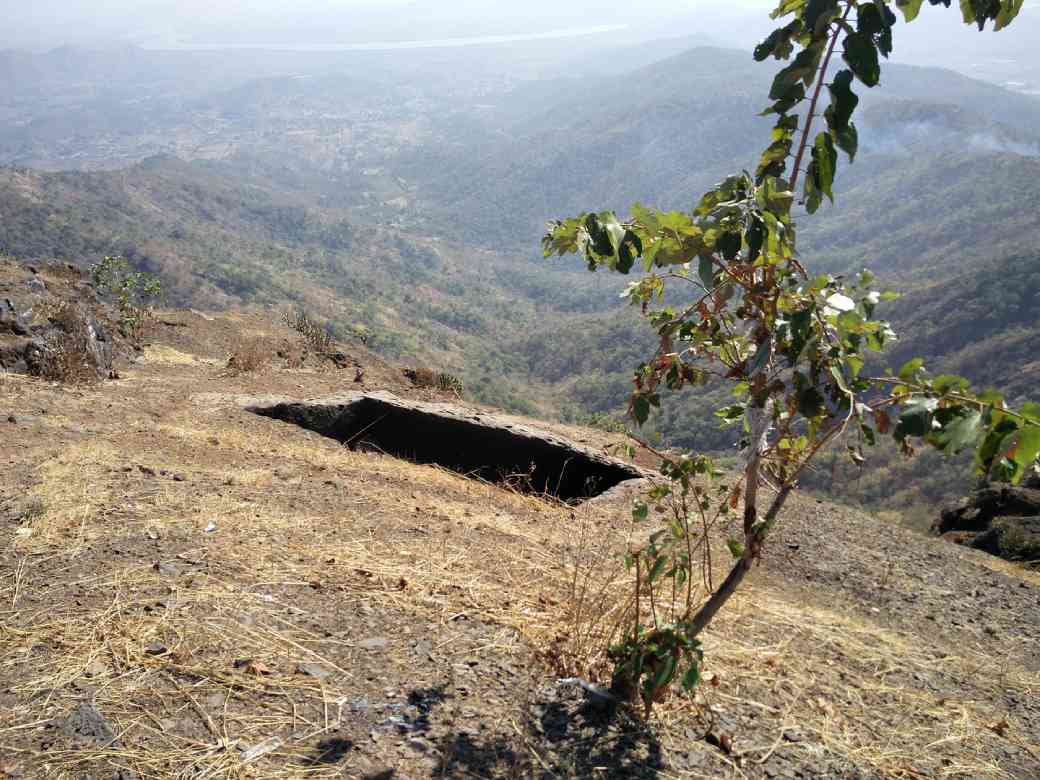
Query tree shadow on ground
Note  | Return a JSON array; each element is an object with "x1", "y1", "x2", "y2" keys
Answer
[
  {"x1": 427, "y1": 687, "x2": 663, "y2": 778},
  {"x1": 304, "y1": 736, "x2": 353, "y2": 765}
]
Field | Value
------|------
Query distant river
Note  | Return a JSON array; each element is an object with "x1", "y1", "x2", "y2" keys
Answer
[{"x1": 143, "y1": 24, "x2": 628, "y2": 52}]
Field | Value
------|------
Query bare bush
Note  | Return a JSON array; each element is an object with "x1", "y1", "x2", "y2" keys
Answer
[
  {"x1": 281, "y1": 308, "x2": 332, "y2": 355},
  {"x1": 403, "y1": 367, "x2": 465, "y2": 398},
  {"x1": 223, "y1": 337, "x2": 273, "y2": 376},
  {"x1": 29, "y1": 304, "x2": 103, "y2": 384}
]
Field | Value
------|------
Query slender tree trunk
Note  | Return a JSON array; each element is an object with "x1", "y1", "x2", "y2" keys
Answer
[{"x1": 689, "y1": 484, "x2": 793, "y2": 637}]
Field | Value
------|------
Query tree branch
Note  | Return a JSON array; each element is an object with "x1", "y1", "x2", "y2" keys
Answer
[{"x1": 788, "y1": 4, "x2": 852, "y2": 193}]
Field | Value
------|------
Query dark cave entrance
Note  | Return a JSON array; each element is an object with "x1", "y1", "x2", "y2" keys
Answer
[{"x1": 251, "y1": 395, "x2": 642, "y2": 503}]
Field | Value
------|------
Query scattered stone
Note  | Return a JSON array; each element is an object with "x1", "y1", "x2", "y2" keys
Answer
[
  {"x1": 153, "y1": 560, "x2": 181, "y2": 577},
  {"x1": 138, "y1": 465, "x2": 156, "y2": 476},
  {"x1": 205, "y1": 693, "x2": 226, "y2": 709},
  {"x1": 405, "y1": 736, "x2": 432, "y2": 754},
  {"x1": 172, "y1": 473, "x2": 186, "y2": 482},
  {"x1": 83, "y1": 658, "x2": 108, "y2": 677},
  {"x1": 145, "y1": 642, "x2": 168, "y2": 656},
  {"x1": 358, "y1": 637, "x2": 389, "y2": 652},
  {"x1": 295, "y1": 662, "x2": 331, "y2": 680},
  {"x1": 233, "y1": 659, "x2": 272, "y2": 676},
  {"x1": 239, "y1": 736, "x2": 283, "y2": 762},
  {"x1": 56, "y1": 698, "x2": 140, "y2": 780}
]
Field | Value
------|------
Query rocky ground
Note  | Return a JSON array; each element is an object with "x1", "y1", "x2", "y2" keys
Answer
[{"x1": 0, "y1": 266, "x2": 1038, "y2": 778}]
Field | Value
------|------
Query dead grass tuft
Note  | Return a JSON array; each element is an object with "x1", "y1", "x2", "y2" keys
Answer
[
  {"x1": 29, "y1": 303, "x2": 104, "y2": 384},
  {"x1": 223, "y1": 338, "x2": 274, "y2": 376}
]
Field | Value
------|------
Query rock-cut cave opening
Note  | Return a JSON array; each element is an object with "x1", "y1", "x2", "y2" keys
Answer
[{"x1": 250, "y1": 395, "x2": 643, "y2": 503}]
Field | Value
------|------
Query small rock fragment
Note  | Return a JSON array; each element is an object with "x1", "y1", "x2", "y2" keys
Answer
[
  {"x1": 295, "y1": 662, "x2": 331, "y2": 680},
  {"x1": 239, "y1": 736, "x2": 283, "y2": 762},
  {"x1": 153, "y1": 560, "x2": 180, "y2": 576},
  {"x1": 358, "y1": 637, "x2": 389, "y2": 652}
]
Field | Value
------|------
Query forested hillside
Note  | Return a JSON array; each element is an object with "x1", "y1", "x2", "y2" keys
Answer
[{"x1": 3, "y1": 40, "x2": 1039, "y2": 522}]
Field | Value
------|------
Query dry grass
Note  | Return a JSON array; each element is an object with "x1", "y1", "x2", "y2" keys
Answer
[
  {"x1": 142, "y1": 345, "x2": 202, "y2": 366},
  {"x1": 222, "y1": 338, "x2": 274, "y2": 376},
  {"x1": 2, "y1": 368, "x2": 1038, "y2": 778}
]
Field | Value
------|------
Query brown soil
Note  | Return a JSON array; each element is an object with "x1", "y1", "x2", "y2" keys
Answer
[{"x1": 0, "y1": 302, "x2": 1038, "y2": 779}]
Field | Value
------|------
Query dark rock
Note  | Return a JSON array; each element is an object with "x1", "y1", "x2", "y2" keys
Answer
[
  {"x1": 327, "y1": 351, "x2": 351, "y2": 368},
  {"x1": 247, "y1": 391, "x2": 650, "y2": 503},
  {"x1": 935, "y1": 482, "x2": 1040, "y2": 562},
  {"x1": 26, "y1": 278, "x2": 46, "y2": 294},
  {"x1": 969, "y1": 516, "x2": 1040, "y2": 561},
  {"x1": 0, "y1": 338, "x2": 32, "y2": 372}
]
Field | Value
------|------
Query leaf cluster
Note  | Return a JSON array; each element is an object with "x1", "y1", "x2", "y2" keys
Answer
[{"x1": 542, "y1": 0, "x2": 1034, "y2": 716}]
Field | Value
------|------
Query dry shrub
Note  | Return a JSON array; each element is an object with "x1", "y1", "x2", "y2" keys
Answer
[
  {"x1": 281, "y1": 308, "x2": 332, "y2": 354},
  {"x1": 30, "y1": 304, "x2": 102, "y2": 384},
  {"x1": 403, "y1": 367, "x2": 465, "y2": 397},
  {"x1": 223, "y1": 337, "x2": 273, "y2": 376}
]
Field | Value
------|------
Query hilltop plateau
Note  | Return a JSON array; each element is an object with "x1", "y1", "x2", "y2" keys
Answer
[{"x1": 1, "y1": 261, "x2": 1038, "y2": 779}]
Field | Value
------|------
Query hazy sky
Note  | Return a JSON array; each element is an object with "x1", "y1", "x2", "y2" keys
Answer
[
  {"x1": 5, "y1": 0, "x2": 772, "y2": 48},
  {"x1": 4, "y1": 0, "x2": 1037, "y2": 53}
]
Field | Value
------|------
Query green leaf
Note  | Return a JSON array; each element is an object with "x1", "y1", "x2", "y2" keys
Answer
[
  {"x1": 633, "y1": 501, "x2": 649, "y2": 521},
  {"x1": 717, "y1": 231, "x2": 742, "y2": 262},
  {"x1": 811, "y1": 132, "x2": 838, "y2": 202},
  {"x1": 632, "y1": 395, "x2": 652, "y2": 426},
  {"x1": 681, "y1": 665, "x2": 701, "y2": 691},
  {"x1": 898, "y1": 358, "x2": 924, "y2": 381},
  {"x1": 698, "y1": 256, "x2": 715, "y2": 291},
  {"x1": 647, "y1": 555, "x2": 669, "y2": 583},
  {"x1": 715, "y1": 404, "x2": 745, "y2": 423},
  {"x1": 825, "y1": 69, "x2": 859, "y2": 161},
  {"x1": 995, "y1": 0, "x2": 1025, "y2": 31},
  {"x1": 769, "y1": 42, "x2": 824, "y2": 100},
  {"x1": 804, "y1": 0, "x2": 840, "y2": 36},
  {"x1": 857, "y1": 2, "x2": 896, "y2": 57},
  {"x1": 797, "y1": 386, "x2": 826, "y2": 419},
  {"x1": 754, "y1": 20, "x2": 802, "y2": 61},
  {"x1": 842, "y1": 32, "x2": 881, "y2": 87},
  {"x1": 726, "y1": 538, "x2": 746, "y2": 558},
  {"x1": 929, "y1": 408, "x2": 983, "y2": 454},
  {"x1": 896, "y1": 0, "x2": 924, "y2": 23},
  {"x1": 649, "y1": 652, "x2": 677, "y2": 694},
  {"x1": 895, "y1": 398, "x2": 937, "y2": 441},
  {"x1": 804, "y1": 163, "x2": 823, "y2": 214},
  {"x1": 1001, "y1": 425, "x2": 1040, "y2": 484}
]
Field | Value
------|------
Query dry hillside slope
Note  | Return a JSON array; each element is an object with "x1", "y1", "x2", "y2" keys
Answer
[{"x1": 0, "y1": 286, "x2": 1038, "y2": 778}]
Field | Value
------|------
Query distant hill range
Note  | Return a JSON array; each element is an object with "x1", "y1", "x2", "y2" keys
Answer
[{"x1": 1, "y1": 40, "x2": 1038, "y2": 522}]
